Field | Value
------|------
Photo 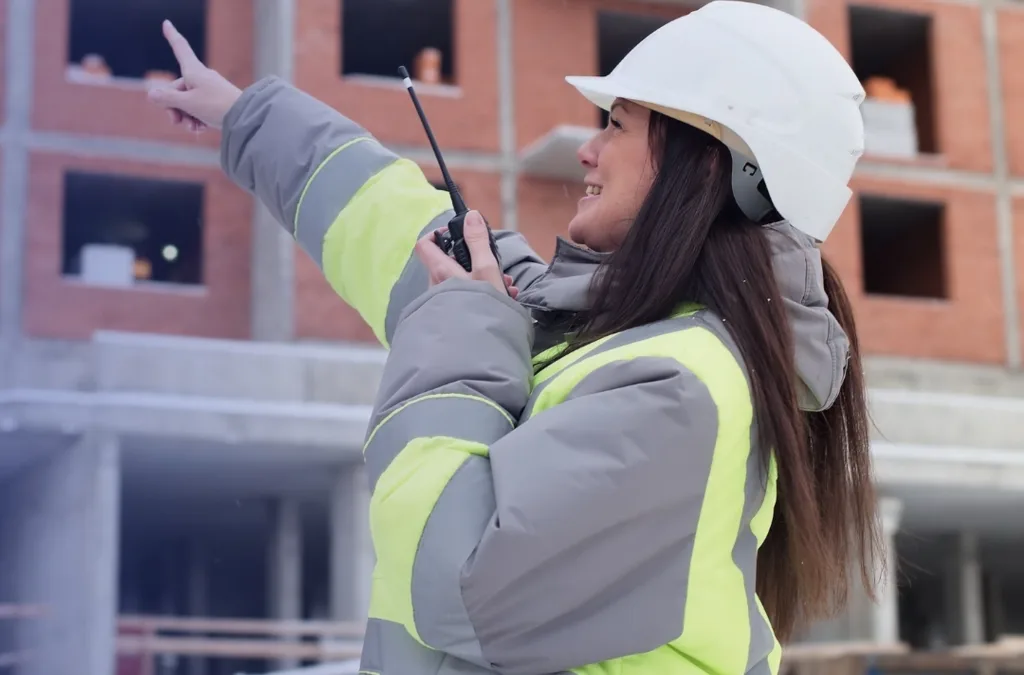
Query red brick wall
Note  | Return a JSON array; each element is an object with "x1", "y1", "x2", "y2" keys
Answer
[
  {"x1": 998, "y1": 8, "x2": 1024, "y2": 177},
  {"x1": 32, "y1": 0, "x2": 253, "y2": 146},
  {"x1": 22, "y1": 152, "x2": 253, "y2": 340},
  {"x1": 12, "y1": 0, "x2": 1022, "y2": 360},
  {"x1": 517, "y1": 177, "x2": 579, "y2": 262},
  {"x1": 294, "y1": 0, "x2": 499, "y2": 152},
  {"x1": 513, "y1": 0, "x2": 690, "y2": 151},
  {"x1": 823, "y1": 179, "x2": 1004, "y2": 363},
  {"x1": 808, "y1": 0, "x2": 993, "y2": 173},
  {"x1": 293, "y1": 165, "x2": 503, "y2": 342}
]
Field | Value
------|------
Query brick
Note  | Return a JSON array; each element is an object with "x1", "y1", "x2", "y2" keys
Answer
[
  {"x1": 998, "y1": 8, "x2": 1024, "y2": 177},
  {"x1": 807, "y1": 0, "x2": 993, "y2": 173},
  {"x1": 516, "y1": 176, "x2": 580, "y2": 262},
  {"x1": 513, "y1": 0, "x2": 689, "y2": 152},
  {"x1": 294, "y1": 166, "x2": 503, "y2": 343},
  {"x1": 294, "y1": 0, "x2": 499, "y2": 152},
  {"x1": 32, "y1": 0, "x2": 253, "y2": 146},
  {"x1": 822, "y1": 178, "x2": 1004, "y2": 363},
  {"x1": 22, "y1": 152, "x2": 253, "y2": 340}
]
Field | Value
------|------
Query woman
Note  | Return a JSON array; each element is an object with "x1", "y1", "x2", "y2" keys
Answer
[{"x1": 150, "y1": 2, "x2": 882, "y2": 673}]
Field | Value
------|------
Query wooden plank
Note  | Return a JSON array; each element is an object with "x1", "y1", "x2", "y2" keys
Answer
[
  {"x1": 115, "y1": 635, "x2": 362, "y2": 661},
  {"x1": 0, "y1": 604, "x2": 45, "y2": 619},
  {"x1": 117, "y1": 615, "x2": 364, "y2": 639},
  {"x1": 782, "y1": 641, "x2": 910, "y2": 661}
]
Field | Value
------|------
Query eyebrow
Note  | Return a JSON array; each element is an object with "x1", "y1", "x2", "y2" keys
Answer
[{"x1": 610, "y1": 100, "x2": 626, "y2": 115}]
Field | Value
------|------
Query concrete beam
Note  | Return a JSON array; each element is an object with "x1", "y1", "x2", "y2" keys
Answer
[{"x1": 0, "y1": 389, "x2": 372, "y2": 453}]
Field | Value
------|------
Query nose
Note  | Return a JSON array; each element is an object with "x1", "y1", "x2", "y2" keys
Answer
[{"x1": 577, "y1": 132, "x2": 600, "y2": 170}]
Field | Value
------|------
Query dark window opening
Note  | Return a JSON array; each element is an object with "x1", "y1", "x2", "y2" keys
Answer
[
  {"x1": 849, "y1": 5, "x2": 937, "y2": 156},
  {"x1": 597, "y1": 11, "x2": 667, "y2": 127},
  {"x1": 342, "y1": 0, "x2": 455, "y2": 85},
  {"x1": 860, "y1": 194, "x2": 946, "y2": 299},
  {"x1": 62, "y1": 171, "x2": 205, "y2": 287},
  {"x1": 68, "y1": 0, "x2": 207, "y2": 81}
]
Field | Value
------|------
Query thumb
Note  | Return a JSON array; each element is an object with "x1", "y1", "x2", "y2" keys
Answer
[
  {"x1": 147, "y1": 83, "x2": 190, "y2": 109},
  {"x1": 463, "y1": 211, "x2": 496, "y2": 267},
  {"x1": 464, "y1": 212, "x2": 504, "y2": 291}
]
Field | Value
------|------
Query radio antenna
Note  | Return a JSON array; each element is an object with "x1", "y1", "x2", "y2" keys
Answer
[{"x1": 398, "y1": 66, "x2": 467, "y2": 216}]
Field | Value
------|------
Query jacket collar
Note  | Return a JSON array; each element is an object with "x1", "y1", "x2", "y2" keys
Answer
[
  {"x1": 516, "y1": 237, "x2": 605, "y2": 313},
  {"x1": 517, "y1": 223, "x2": 850, "y2": 413}
]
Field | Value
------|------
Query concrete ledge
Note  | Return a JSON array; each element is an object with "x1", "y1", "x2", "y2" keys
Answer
[
  {"x1": 90, "y1": 331, "x2": 387, "y2": 406},
  {"x1": 519, "y1": 125, "x2": 595, "y2": 182},
  {"x1": 0, "y1": 389, "x2": 372, "y2": 454},
  {"x1": 868, "y1": 388, "x2": 1024, "y2": 450}
]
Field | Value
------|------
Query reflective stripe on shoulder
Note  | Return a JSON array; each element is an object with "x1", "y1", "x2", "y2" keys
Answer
[
  {"x1": 527, "y1": 311, "x2": 780, "y2": 675},
  {"x1": 526, "y1": 308, "x2": 720, "y2": 418}
]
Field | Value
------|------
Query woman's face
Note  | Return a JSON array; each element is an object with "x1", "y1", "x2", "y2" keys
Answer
[{"x1": 568, "y1": 99, "x2": 656, "y2": 253}]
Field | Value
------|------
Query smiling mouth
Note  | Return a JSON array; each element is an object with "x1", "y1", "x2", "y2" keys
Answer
[{"x1": 585, "y1": 185, "x2": 602, "y2": 197}]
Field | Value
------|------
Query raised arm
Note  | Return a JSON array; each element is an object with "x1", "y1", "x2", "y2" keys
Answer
[
  {"x1": 149, "y1": 20, "x2": 548, "y2": 347},
  {"x1": 361, "y1": 277, "x2": 780, "y2": 674}
]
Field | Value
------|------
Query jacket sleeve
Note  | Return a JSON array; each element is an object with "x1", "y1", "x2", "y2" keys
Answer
[
  {"x1": 219, "y1": 76, "x2": 548, "y2": 347},
  {"x1": 365, "y1": 280, "x2": 756, "y2": 674}
]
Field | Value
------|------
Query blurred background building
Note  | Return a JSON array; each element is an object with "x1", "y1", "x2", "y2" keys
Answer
[{"x1": 1, "y1": 0, "x2": 1024, "y2": 673}]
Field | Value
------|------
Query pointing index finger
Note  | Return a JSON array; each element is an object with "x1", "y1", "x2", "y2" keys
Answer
[{"x1": 163, "y1": 20, "x2": 202, "y2": 73}]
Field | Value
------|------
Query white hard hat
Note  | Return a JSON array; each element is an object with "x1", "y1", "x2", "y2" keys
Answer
[{"x1": 565, "y1": 0, "x2": 865, "y2": 242}]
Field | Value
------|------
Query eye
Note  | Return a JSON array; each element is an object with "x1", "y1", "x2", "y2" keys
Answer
[{"x1": 608, "y1": 116, "x2": 623, "y2": 130}]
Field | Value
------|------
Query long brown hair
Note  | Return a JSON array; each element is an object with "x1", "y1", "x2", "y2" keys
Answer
[{"x1": 561, "y1": 111, "x2": 882, "y2": 641}]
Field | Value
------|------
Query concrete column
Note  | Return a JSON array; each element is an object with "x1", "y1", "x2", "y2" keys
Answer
[
  {"x1": 250, "y1": 0, "x2": 296, "y2": 341},
  {"x1": 957, "y1": 532, "x2": 986, "y2": 645},
  {"x1": 4, "y1": 431, "x2": 120, "y2": 675},
  {"x1": 186, "y1": 540, "x2": 209, "y2": 675},
  {"x1": 330, "y1": 463, "x2": 373, "y2": 622},
  {"x1": 496, "y1": 0, "x2": 518, "y2": 231},
  {"x1": 268, "y1": 498, "x2": 303, "y2": 620},
  {"x1": 268, "y1": 497, "x2": 303, "y2": 669},
  {"x1": 0, "y1": 0, "x2": 36, "y2": 384},
  {"x1": 872, "y1": 496, "x2": 903, "y2": 644},
  {"x1": 980, "y1": 0, "x2": 1021, "y2": 368}
]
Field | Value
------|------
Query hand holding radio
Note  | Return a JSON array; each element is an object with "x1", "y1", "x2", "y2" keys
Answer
[
  {"x1": 415, "y1": 211, "x2": 518, "y2": 298},
  {"x1": 398, "y1": 67, "x2": 505, "y2": 283}
]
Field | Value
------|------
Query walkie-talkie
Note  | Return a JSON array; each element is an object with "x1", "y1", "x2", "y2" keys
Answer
[{"x1": 399, "y1": 66, "x2": 501, "y2": 273}]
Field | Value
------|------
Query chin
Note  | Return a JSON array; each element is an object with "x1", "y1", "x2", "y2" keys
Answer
[{"x1": 566, "y1": 218, "x2": 590, "y2": 248}]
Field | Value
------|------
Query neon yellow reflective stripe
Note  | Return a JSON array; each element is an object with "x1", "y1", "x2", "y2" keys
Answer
[
  {"x1": 363, "y1": 393, "x2": 514, "y2": 456},
  {"x1": 532, "y1": 334, "x2": 614, "y2": 386},
  {"x1": 749, "y1": 456, "x2": 777, "y2": 545},
  {"x1": 540, "y1": 327, "x2": 754, "y2": 673},
  {"x1": 292, "y1": 136, "x2": 371, "y2": 237},
  {"x1": 367, "y1": 435, "x2": 488, "y2": 644},
  {"x1": 753, "y1": 457, "x2": 781, "y2": 675},
  {"x1": 321, "y1": 158, "x2": 453, "y2": 346},
  {"x1": 531, "y1": 303, "x2": 703, "y2": 387}
]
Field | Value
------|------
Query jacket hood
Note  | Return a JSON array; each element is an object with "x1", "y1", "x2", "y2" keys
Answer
[{"x1": 516, "y1": 220, "x2": 849, "y2": 412}]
